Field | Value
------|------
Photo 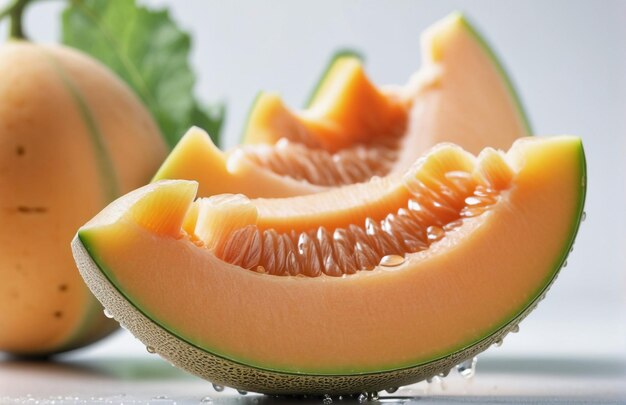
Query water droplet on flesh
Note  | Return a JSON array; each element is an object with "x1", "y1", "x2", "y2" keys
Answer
[
  {"x1": 323, "y1": 394, "x2": 333, "y2": 404},
  {"x1": 563, "y1": 260, "x2": 568, "y2": 268},
  {"x1": 146, "y1": 346, "x2": 156, "y2": 353},
  {"x1": 582, "y1": 211, "x2": 587, "y2": 221},
  {"x1": 212, "y1": 384, "x2": 224, "y2": 392},
  {"x1": 443, "y1": 219, "x2": 463, "y2": 231},
  {"x1": 494, "y1": 338, "x2": 503, "y2": 347},
  {"x1": 511, "y1": 324, "x2": 520, "y2": 333},
  {"x1": 456, "y1": 357, "x2": 478, "y2": 379},
  {"x1": 237, "y1": 390, "x2": 248, "y2": 395},
  {"x1": 461, "y1": 206, "x2": 486, "y2": 218},
  {"x1": 427, "y1": 225, "x2": 444, "y2": 242},
  {"x1": 358, "y1": 393, "x2": 368, "y2": 403},
  {"x1": 103, "y1": 309, "x2": 114, "y2": 319},
  {"x1": 385, "y1": 387, "x2": 399, "y2": 393},
  {"x1": 379, "y1": 254, "x2": 405, "y2": 267},
  {"x1": 368, "y1": 392, "x2": 379, "y2": 401}
]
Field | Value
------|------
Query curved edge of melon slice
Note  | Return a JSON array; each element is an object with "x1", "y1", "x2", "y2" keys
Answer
[
  {"x1": 242, "y1": 56, "x2": 405, "y2": 151},
  {"x1": 456, "y1": 13, "x2": 532, "y2": 134},
  {"x1": 243, "y1": 11, "x2": 531, "y2": 153},
  {"x1": 304, "y1": 49, "x2": 364, "y2": 108},
  {"x1": 73, "y1": 137, "x2": 585, "y2": 394},
  {"x1": 391, "y1": 12, "x2": 531, "y2": 173},
  {"x1": 71, "y1": 237, "x2": 529, "y2": 394},
  {"x1": 153, "y1": 127, "x2": 325, "y2": 198}
]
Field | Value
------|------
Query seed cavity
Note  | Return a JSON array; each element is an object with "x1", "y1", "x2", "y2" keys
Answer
[
  {"x1": 201, "y1": 167, "x2": 501, "y2": 277},
  {"x1": 240, "y1": 137, "x2": 400, "y2": 186}
]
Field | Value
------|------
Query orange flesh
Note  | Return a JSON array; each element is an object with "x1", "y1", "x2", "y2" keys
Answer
[
  {"x1": 393, "y1": 14, "x2": 528, "y2": 173},
  {"x1": 79, "y1": 136, "x2": 584, "y2": 374},
  {"x1": 243, "y1": 58, "x2": 408, "y2": 152},
  {"x1": 153, "y1": 13, "x2": 529, "y2": 198}
]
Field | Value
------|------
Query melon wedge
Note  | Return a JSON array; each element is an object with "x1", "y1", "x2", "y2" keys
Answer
[
  {"x1": 73, "y1": 136, "x2": 585, "y2": 394},
  {"x1": 153, "y1": 13, "x2": 530, "y2": 198},
  {"x1": 242, "y1": 55, "x2": 407, "y2": 152}
]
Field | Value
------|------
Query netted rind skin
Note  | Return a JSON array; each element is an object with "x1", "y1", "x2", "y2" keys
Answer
[{"x1": 71, "y1": 236, "x2": 552, "y2": 395}]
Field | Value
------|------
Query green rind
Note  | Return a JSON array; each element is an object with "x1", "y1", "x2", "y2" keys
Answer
[
  {"x1": 304, "y1": 48, "x2": 364, "y2": 108},
  {"x1": 72, "y1": 220, "x2": 577, "y2": 394},
  {"x1": 239, "y1": 90, "x2": 266, "y2": 144},
  {"x1": 456, "y1": 12, "x2": 533, "y2": 135},
  {"x1": 75, "y1": 139, "x2": 586, "y2": 378}
]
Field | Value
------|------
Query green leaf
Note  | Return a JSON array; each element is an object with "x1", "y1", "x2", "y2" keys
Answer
[{"x1": 61, "y1": 0, "x2": 224, "y2": 148}]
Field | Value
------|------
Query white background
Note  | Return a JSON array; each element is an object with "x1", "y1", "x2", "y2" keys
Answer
[{"x1": 1, "y1": 0, "x2": 624, "y2": 371}]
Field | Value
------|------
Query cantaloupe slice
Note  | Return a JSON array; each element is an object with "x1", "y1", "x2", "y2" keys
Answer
[
  {"x1": 153, "y1": 13, "x2": 530, "y2": 198},
  {"x1": 73, "y1": 136, "x2": 585, "y2": 394},
  {"x1": 241, "y1": 55, "x2": 407, "y2": 151}
]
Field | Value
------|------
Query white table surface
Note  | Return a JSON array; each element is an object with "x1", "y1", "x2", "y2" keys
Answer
[{"x1": 1, "y1": 330, "x2": 624, "y2": 405}]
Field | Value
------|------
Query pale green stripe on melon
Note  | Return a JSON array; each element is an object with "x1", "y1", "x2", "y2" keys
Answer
[
  {"x1": 43, "y1": 52, "x2": 120, "y2": 353},
  {"x1": 45, "y1": 52, "x2": 120, "y2": 203},
  {"x1": 457, "y1": 12, "x2": 533, "y2": 135}
]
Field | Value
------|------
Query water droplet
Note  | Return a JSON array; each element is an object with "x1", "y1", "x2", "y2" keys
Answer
[
  {"x1": 426, "y1": 375, "x2": 441, "y2": 384},
  {"x1": 456, "y1": 357, "x2": 478, "y2": 379},
  {"x1": 511, "y1": 324, "x2": 520, "y2": 333},
  {"x1": 494, "y1": 338, "x2": 503, "y2": 347},
  {"x1": 379, "y1": 254, "x2": 405, "y2": 267},
  {"x1": 385, "y1": 387, "x2": 399, "y2": 393},
  {"x1": 146, "y1": 345, "x2": 156, "y2": 353},
  {"x1": 461, "y1": 206, "x2": 486, "y2": 218},
  {"x1": 443, "y1": 219, "x2": 463, "y2": 231},
  {"x1": 237, "y1": 390, "x2": 248, "y2": 395},
  {"x1": 212, "y1": 384, "x2": 224, "y2": 392},
  {"x1": 582, "y1": 211, "x2": 587, "y2": 221},
  {"x1": 563, "y1": 260, "x2": 568, "y2": 268},
  {"x1": 358, "y1": 393, "x2": 368, "y2": 403},
  {"x1": 201, "y1": 397, "x2": 213, "y2": 403},
  {"x1": 368, "y1": 392, "x2": 379, "y2": 401},
  {"x1": 323, "y1": 394, "x2": 333, "y2": 404},
  {"x1": 439, "y1": 369, "x2": 450, "y2": 377},
  {"x1": 427, "y1": 225, "x2": 444, "y2": 241},
  {"x1": 103, "y1": 309, "x2": 114, "y2": 319},
  {"x1": 338, "y1": 395, "x2": 343, "y2": 400}
]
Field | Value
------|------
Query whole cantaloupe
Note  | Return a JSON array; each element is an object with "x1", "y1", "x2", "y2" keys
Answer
[{"x1": 0, "y1": 41, "x2": 167, "y2": 355}]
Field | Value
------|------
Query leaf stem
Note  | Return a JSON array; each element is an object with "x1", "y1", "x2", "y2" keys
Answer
[{"x1": 0, "y1": 0, "x2": 32, "y2": 40}]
